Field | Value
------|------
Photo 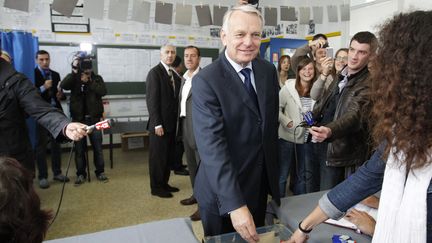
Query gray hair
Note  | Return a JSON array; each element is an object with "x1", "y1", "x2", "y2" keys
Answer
[
  {"x1": 221, "y1": 5, "x2": 264, "y2": 33},
  {"x1": 160, "y1": 44, "x2": 176, "y2": 53}
]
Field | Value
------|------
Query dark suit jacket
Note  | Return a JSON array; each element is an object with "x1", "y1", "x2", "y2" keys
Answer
[
  {"x1": 192, "y1": 53, "x2": 280, "y2": 216},
  {"x1": 34, "y1": 67, "x2": 63, "y2": 110},
  {"x1": 146, "y1": 62, "x2": 181, "y2": 133},
  {"x1": 178, "y1": 68, "x2": 200, "y2": 149}
]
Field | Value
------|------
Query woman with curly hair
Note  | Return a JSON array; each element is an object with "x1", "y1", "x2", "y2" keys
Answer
[
  {"x1": 0, "y1": 157, "x2": 52, "y2": 243},
  {"x1": 285, "y1": 10, "x2": 432, "y2": 243}
]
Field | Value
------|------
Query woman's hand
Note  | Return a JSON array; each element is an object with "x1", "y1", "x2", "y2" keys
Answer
[
  {"x1": 282, "y1": 229, "x2": 309, "y2": 243},
  {"x1": 320, "y1": 57, "x2": 334, "y2": 76},
  {"x1": 345, "y1": 209, "x2": 376, "y2": 236}
]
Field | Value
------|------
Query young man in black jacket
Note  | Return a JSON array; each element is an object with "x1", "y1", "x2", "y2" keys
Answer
[{"x1": 306, "y1": 32, "x2": 377, "y2": 191}]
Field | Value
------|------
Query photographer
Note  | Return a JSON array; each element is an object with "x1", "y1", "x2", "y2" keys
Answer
[{"x1": 60, "y1": 53, "x2": 108, "y2": 185}]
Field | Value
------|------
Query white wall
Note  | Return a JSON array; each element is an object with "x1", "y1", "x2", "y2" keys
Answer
[
  {"x1": 350, "y1": 0, "x2": 432, "y2": 38},
  {"x1": 0, "y1": 0, "x2": 347, "y2": 49}
]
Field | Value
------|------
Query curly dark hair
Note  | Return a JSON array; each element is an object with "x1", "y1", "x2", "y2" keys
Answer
[
  {"x1": 0, "y1": 157, "x2": 52, "y2": 243},
  {"x1": 371, "y1": 11, "x2": 432, "y2": 169}
]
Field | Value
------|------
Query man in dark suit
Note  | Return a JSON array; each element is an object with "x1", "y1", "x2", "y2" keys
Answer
[
  {"x1": 34, "y1": 50, "x2": 69, "y2": 189},
  {"x1": 146, "y1": 44, "x2": 182, "y2": 198},
  {"x1": 192, "y1": 5, "x2": 280, "y2": 243},
  {"x1": 178, "y1": 46, "x2": 201, "y2": 221}
]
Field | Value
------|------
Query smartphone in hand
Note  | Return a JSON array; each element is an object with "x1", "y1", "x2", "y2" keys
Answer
[{"x1": 326, "y1": 47, "x2": 334, "y2": 58}]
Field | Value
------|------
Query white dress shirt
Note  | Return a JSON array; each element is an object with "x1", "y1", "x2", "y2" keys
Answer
[
  {"x1": 180, "y1": 68, "x2": 199, "y2": 117},
  {"x1": 224, "y1": 50, "x2": 256, "y2": 92}
]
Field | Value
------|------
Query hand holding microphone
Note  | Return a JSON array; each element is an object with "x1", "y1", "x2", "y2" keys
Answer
[
  {"x1": 299, "y1": 111, "x2": 315, "y2": 128},
  {"x1": 86, "y1": 119, "x2": 112, "y2": 133}
]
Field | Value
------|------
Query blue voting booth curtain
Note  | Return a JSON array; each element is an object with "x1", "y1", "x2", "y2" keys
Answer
[{"x1": 1, "y1": 31, "x2": 39, "y2": 148}]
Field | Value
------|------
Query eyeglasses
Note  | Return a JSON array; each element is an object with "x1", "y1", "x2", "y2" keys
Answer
[{"x1": 335, "y1": 57, "x2": 348, "y2": 62}]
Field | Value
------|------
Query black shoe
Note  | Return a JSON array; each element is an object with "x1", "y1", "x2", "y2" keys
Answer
[
  {"x1": 74, "y1": 175, "x2": 86, "y2": 186},
  {"x1": 174, "y1": 168, "x2": 189, "y2": 176},
  {"x1": 164, "y1": 184, "x2": 180, "y2": 192},
  {"x1": 151, "y1": 190, "x2": 173, "y2": 198},
  {"x1": 96, "y1": 173, "x2": 109, "y2": 182},
  {"x1": 53, "y1": 174, "x2": 70, "y2": 182},
  {"x1": 39, "y1": 178, "x2": 50, "y2": 189},
  {"x1": 190, "y1": 209, "x2": 201, "y2": 221},
  {"x1": 180, "y1": 196, "x2": 197, "y2": 205}
]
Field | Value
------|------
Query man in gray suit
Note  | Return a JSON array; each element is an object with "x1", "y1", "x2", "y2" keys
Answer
[{"x1": 178, "y1": 46, "x2": 201, "y2": 221}]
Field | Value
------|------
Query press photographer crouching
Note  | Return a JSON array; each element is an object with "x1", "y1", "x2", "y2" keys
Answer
[{"x1": 60, "y1": 52, "x2": 108, "y2": 185}]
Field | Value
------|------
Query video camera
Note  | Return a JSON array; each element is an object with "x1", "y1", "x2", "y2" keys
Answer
[
  {"x1": 248, "y1": 0, "x2": 259, "y2": 5},
  {"x1": 72, "y1": 51, "x2": 95, "y2": 73}
]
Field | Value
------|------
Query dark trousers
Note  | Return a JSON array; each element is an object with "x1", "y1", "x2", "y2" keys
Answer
[
  {"x1": 305, "y1": 142, "x2": 345, "y2": 192},
  {"x1": 171, "y1": 140, "x2": 184, "y2": 170},
  {"x1": 149, "y1": 131, "x2": 176, "y2": 192},
  {"x1": 428, "y1": 192, "x2": 432, "y2": 242},
  {"x1": 35, "y1": 125, "x2": 62, "y2": 179},
  {"x1": 278, "y1": 139, "x2": 306, "y2": 196},
  {"x1": 74, "y1": 118, "x2": 105, "y2": 177},
  {"x1": 182, "y1": 118, "x2": 200, "y2": 188},
  {"x1": 200, "y1": 169, "x2": 269, "y2": 237}
]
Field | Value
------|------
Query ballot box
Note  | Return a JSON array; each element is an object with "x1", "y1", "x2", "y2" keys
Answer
[{"x1": 204, "y1": 224, "x2": 292, "y2": 243}]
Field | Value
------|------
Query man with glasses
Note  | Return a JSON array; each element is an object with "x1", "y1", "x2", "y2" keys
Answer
[{"x1": 60, "y1": 54, "x2": 108, "y2": 185}]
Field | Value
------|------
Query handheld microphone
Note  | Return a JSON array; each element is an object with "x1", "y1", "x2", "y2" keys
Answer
[
  {"x1": 300, "y1": 111, "x2": 315, "y2": 128},
  {"x1": 86, "y1": 119, "x2": 112, "y2": 133}
]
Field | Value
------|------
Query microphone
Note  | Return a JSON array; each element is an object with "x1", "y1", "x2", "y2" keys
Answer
[
  {"x1": 300, "y1": 111, "x2": 315, "y2": 128},
  {"x1": 86, "y1": 119, "x2": 112, "y2": 133}
]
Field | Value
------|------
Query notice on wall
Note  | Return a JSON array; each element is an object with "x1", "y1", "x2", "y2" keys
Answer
[{"x1": 98, "y1": 48, "x2": 153, "y2": 82}]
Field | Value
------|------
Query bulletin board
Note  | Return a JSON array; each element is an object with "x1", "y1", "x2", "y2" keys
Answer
[{"x1": 39, "y1": 43, "x2": 220, "y2": 95}]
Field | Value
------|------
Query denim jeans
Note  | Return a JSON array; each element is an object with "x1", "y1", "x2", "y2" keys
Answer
[
  {"x1": 305, "y1": 142, "x2": 345, "y2": 192},
  {"x1": 278, "y1": 139, "x2": 306, "y2": 196},
  {"x1": 74, "y1": 118, "x2": 105, "y2": 177},
  {"x1": 304, "y1": 142, "x2": 324, "y2": 193}
]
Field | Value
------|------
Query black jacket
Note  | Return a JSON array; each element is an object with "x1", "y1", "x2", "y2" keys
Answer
[
  {"x1": 313, "y1": 66, "x2": 372, "y2": 167},
  {"x1": 34, "y1": 67, "x2": 63, "y2": 110},
  {"x1": 146, "y1": 63, "x2": 181, "y2": 133},
  {"x1": 60, "y1": 72, "x2": 106, "y2": 121},
  {"x1": 0, "y1": 59, "x2": 69, "y2": 170}
]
